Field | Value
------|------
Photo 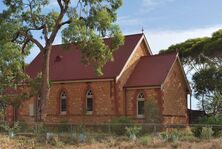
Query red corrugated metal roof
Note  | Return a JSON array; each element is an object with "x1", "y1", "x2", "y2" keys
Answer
[
  {"x1": 26, "y1": 33, "x2": 144, "y2": 81},
  {"x1": 125, "y1": 53, "x2": 177, "y2": 88}
]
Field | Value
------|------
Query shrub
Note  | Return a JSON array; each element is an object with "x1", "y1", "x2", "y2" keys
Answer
[
  {"x1": 110, "y1": 117, "x2": 131, "y2": 135},
  {"x1": 179, "y1": 130, "x2": 197, "y2": 142},
  {"x1": 159, "y1": 129, "x2": 182, "y2": 142},
  {"x1": 197, "y1": 115, "x2": 222, "y2": 137},
  {"x1": 144, "y1": 99, "x2": 162, "y2": 124},
  {"x1": 125, "y1": 126, "x2": 142, "y2": 140},
  {"x1": 191, "y1": 126, "x2": 202, "y2": 138},
  {"x1": 34, "y1": 122, "x2": 48, "y2": 134},
  {"x1": 200, "y1": 127, "x2": 213, "y2": 140},
  {"x1": 139, "y1": 135, "x2": 152, "y2": 145},
  {"x1": 18, "y1": 120, "x2": 28, "y2": 132},
  {"x1": 143, "y1": 99, "x2": 162, "y2": 134},
  {"x1": 58, "y1": 120, "x2": 70, "y2": 133},
  {"x1": 1, "y1": 121, "x2": 21, "y2": 138}
]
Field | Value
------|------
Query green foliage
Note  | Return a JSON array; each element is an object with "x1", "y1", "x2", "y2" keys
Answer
[
  {"x1": 195, "y1": 115, "x2": 222, "y2": 137},
  {"x1": 17, "y1": 120, "x2": 28, "y2": 132},
  {"x1": 139, "y1": 135, "x2": 152, "y2": 145},
  {"x1": 58, "y1": 120, "x2": 70, "y2": 133},
  {"x1": 1, "y1": 121, "x2": 21, "y2": 135},
  {"x1": 125, "y1": 126, "x2": 142, "y2": 140},
  {"x1": 160, "y1": 29, "x2": 222, "y2": 65},
  {"x1": 193, "y1": 67, "x2": 222, "y2": 97},
  {"x1": 1, "y1": 1, "x2": 124, "y2": 116},
  {"x1": 144, "y1": 99, "x2": 161, "y2": 123},
  {"x1": 34, "y1": 122, "x2": 48, "y2": 134},
  {"x1": 110, "y1": 117, "x2": 131, "y2": 135},
  {"x1": 191, "y1": 127, "x2": 202, "y2": 138},
  {"x1": 160, "y1": 29, "x2": 222, "y2": 113},
  {"x1": 200, "y1": 127, "x2": 213, "y2": 140},
  {"x1": 160, "y1": 130, "x2": 183, "y2": 142},
  {"x1": 2, "y1": 0, "x2": 124, "y2": 76}
]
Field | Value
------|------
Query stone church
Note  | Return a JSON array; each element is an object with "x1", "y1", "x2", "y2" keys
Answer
[{"x1": 11, "y1": 33, "x2": 191, "y2": 124}]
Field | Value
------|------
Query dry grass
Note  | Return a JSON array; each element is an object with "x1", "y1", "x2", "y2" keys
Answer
[{"x1": 0, "y1": 134, "x2": 222, "y2": 149}]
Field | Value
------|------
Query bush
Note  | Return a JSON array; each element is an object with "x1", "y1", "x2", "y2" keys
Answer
[
  {"x1": 191, "y1": 126, "x2": 202, "y2": 138},
  {"x1": 197, "y1": 115, "x2": 222, "y2": 137},
  {"x1": 139, "y1": 135, "x2": 152, "y2": 145},
  {"x1": 179, "y1": 130, "x2": 197, "y2": 142},
  {"x1": 144, "y1": 99, "x2": 161, "y2": 124},
  {"x1": 200, "y1": 127, "x2": 213, "y2": 140},
  {"x1": 110, "y1": 117, "x2": 131, "y2": 135},
  {"x1": 159, "y1": 129, "x2": 182, "y2": 142},
  {"x1": 18, "y1": 120, "x2": 28, "y2": 132},
  {"x1": 34, "y1": 123, "x2": 48, "y2": 134},
  {"x1": 1, "y1": 121, "x2": 21, "y2": 138},
  {"x1": 58, "y1": 120, "x2": 70, "y2": 133},
  {"x1": 125, "y1": 126, "x2": 141, "y2": 140}
]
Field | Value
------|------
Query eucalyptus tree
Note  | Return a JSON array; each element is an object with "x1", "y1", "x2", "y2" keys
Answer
[
  {"x1": 2, "y1": 0, "x2": 124, "y2": 120},
  {"x1": 160, "y1": 29, "x2": 222, "y2": 113}
]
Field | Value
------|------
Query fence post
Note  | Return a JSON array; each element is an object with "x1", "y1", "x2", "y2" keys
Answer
[
  {"x1": 154, "y1": 124, "x2": 157, "y2": 134},
  {"x1": 108, "y1": 123, "x2": 111, "y2": 134}
]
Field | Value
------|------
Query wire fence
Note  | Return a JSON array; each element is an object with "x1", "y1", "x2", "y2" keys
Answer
[
  {"x1": 0, "y1": 121, "x2": 221, "y2": 144},
  {"x1": 0, "y1": 121, "x2": 221, "y2": 134}
]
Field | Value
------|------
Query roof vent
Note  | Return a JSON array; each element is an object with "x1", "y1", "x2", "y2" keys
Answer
[{"x1": 55, "y1": 55, "x2": 63, "y2": 62}]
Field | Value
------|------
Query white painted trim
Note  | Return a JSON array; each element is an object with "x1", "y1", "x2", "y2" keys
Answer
[
  {"x1": 53, "y1": 78, "x2": 114, "y2": 84},
  {"x1": 116, "y1": 35, "x2": 148, "y2": 81}
]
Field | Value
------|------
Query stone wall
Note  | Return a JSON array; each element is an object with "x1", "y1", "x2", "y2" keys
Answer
[
  {"x1": 125, "y1": 88, "x2": 162, "y2": 122},
  {"x1": 116, "y1": 40, "x2": 149, "y2": 115},
  {"x1": 162, "y1": 59, "x2": 189, "y2": 124},
  {"x1": 18, "y1": 80, "x2": 116, "y2": 123}
]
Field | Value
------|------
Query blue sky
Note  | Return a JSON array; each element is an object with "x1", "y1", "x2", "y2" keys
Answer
[
  {"x1": 1, "y1": 0, "x2": 222, "y2": 109},
  {"x1": 117, "y1": 0, "x2": 222, "y2": 53},
  {"x1": 1, "y1": 0, "x2": 222, "y2": 60}
]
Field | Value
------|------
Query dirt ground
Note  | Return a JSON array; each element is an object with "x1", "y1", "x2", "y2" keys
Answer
[{"x1": 0, "y1": 134, "x2": 222, "y2": 149}]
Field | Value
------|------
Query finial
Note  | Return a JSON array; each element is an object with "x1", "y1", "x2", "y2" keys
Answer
[{"x1": 142, "y1": 27, "x2": 144, "y2": 33}]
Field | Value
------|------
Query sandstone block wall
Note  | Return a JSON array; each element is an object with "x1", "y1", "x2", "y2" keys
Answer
[{"x1": 162, "y1": 60, "x2": 188, "y2": 124}]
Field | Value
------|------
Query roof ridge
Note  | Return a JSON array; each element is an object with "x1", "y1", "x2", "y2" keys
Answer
[{"x1": 51, "y1": 33, "x2": 144, "y2": 47}]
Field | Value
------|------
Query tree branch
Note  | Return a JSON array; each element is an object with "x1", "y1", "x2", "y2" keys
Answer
[
  {"x1": 19, "y1": 32, "x2": 44, "y2": 50},
  {"x1": 26, "y1": 25, "x2": 45, "y2": 32},
  {"x1": 42, "y1": 25, "x2": 49, "y2": 41},
  {"x1": 57, "y1": 0, "x2": 64, "y2": 10},
  {"x1": 21, "y1": 38, "x2": 30, "y2": 53},
  {"x1": 59, "y1": 19, "x2": 71, "y2": 27},
  {"x1": 49, "y1": 0, "x2": 70, "y2": 43}
]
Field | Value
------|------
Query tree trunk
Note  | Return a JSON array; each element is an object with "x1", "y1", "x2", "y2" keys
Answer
[{"x1": 40, "y1": 46, "x2": 52, "y2": 121}]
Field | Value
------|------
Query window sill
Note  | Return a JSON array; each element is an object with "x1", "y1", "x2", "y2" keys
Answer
[
  {"x1": 137, "y1": 115, "x2": 144, "y2": 119},
  {"x1": 60, "y1": 111, "x2": 67, "y2": 115},
  {"x1": 86, "y1": 111, "x2": 93, "y2": 115}
]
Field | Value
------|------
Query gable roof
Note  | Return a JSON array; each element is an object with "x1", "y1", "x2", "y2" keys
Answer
[
  {"x1": 26, "y1": 33, "x2": 146, "y2": 81},
  {"x1": 125, "y1": 53, "x2": 177, "y2": 88}
]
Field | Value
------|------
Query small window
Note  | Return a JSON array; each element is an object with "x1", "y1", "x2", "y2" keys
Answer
[
  {"x1": 86, "y1": 90, "x2": 93, "y2": 114},
  {"x1": 60, "y1": 91, "x2": 67, "y2": 115},
  {"x1": 137, "y1": 92, "x2": 145, "y2": 118}
]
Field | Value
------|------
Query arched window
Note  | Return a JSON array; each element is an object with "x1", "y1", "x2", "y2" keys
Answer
[
  {"x1": 137, "y1": 92, "x2": 145, "y2": 118},
  {"x1": 60, "y1": 91, "x2": 67, "y2": 114},
  {"x1": 86, "y1": 90, "x2": 93, "y2": 114}
]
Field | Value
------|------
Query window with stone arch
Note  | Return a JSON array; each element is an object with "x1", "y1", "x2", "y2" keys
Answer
[
  {"x1": 60, "y1": 91, "x2": 67, "y2": 115},
  {"x1": 137, "y1": 92, "x2": 145, "y2": 118},
  {"x1": 86, "y1": 89, "x2": 93, "y2": 114}
]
